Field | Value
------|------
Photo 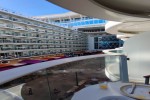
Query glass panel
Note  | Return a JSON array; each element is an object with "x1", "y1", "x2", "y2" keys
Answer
[
  {"x1": 94, "y1": 37, "x2": 98, "y2": 42},
  {"x1": 94, "y1": 43, "x2": 98, "y2": 49},
  {"x1": 105, "y1": 55, "x2": 120, "y2": 81},
  {"x1": 0, "y1": 55, "x2": 122, "y2": 100}
]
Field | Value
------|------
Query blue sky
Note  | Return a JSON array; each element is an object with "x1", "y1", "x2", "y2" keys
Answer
[{"x1": 0, "y1": 0, "x2": 70, "y2": 16}]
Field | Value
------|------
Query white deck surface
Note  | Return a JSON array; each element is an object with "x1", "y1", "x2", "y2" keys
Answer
[{"x1": 72, "y1": 82, "x2": 135, "y2": 100}]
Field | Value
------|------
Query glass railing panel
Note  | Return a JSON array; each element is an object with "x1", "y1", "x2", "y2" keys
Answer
[
  {"x1": 43, "y1": 57, "x2": 107, "y2": 100},
  {"x1": 105, "y1": 55, "x2": 120, "y2": 81},
  {"x1": 0, "y1": 68, "x2": 59, "y2": 99},
  {"x1": 0, "y1": 54, "x2": 127, "y2": 100}
]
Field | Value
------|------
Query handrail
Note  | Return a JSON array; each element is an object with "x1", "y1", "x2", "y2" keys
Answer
[{"x1": 0, "y1": 54, "x2": 112, "y2": 85}]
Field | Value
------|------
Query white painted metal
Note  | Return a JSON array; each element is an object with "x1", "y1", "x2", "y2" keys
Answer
[
  {"x1": 0, "y1": 54, "x2": 110, "y2": 85},
  {"x1": 48, "y1": 0, "x2": 149, "y2": 22}
]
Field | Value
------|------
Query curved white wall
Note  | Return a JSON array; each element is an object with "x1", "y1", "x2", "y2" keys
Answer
[
  {"x1": 123, "y1": 32, "x2": 150, "y2": 82},
  {"x1": 105, "y1": 21, "x2": 122, "y2": 34}
]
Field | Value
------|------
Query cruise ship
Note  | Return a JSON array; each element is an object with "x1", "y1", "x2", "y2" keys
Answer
[
  {"x1": 35, "y1": 12, "x2": 106, "y2": 29},
  {"x1": 47, "y1": 0, "x2": 150, "y2": 100},
  {"x1": 36, "y1": 12, "x2": 123, "y2": 51},
  {"x1": 0, "y1": 9, "x2": 87, "y2": 60},
  {"x1": 0, "y1": 7, "x2": 112, "y2": 100},
  {"x1": 1, "y1": 0, "x2": 150, "y2": 100}
]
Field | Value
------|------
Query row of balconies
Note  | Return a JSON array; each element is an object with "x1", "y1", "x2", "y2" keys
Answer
[
  {"x1": 0, "y1": 50, "x2": 86, "y2": 57},
  {"x1": 0, "y1": 23, "x2": 86, "y2": 33},
  {"x1": 3, "y1": 33, "x2": 83, "y2": 38},
  {"x1": 0, "y1": 30, "x2": 86, "y2": 39},
  {"x1": 0, "y1": 46, "x2": 87, "y2": 50},
  {"x1": 0, "y1": 14, "x2": 76, "y2": 33},
  {"x1": 0, "y1": 40, "x2": 86, "y2": 44},
  {"x1": 0, "y1": 11, "x2": 88, "y2": 36},
  {"x1": 0, "y1": 14, "x2": 53, "y2": 29},
  {"x1": 0, "y1": 38, "x2": 86, "y2": 42},
  {"x1": 0, "y1": 48, "x2": 85, "y2": 54},
  {"x1": 0, "y1": 39, "x2": 86, "y2": 43},
  {"x1": 0, "y1": 23, "x2": 50, "y2": 33},
  {"x1": 0, "y1": 38, "x2": 86, "y2": 43},
  {"x1": 0, "y1": 22, "x2": 82, "y2": 35},
  {"x1": 0, "y1": 44, "x2": 87, "y2": 48},
  {"x1": 0, "y1": 48, "x2": 86, "y2": 59}
]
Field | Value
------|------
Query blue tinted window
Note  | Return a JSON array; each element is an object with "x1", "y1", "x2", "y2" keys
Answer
[
  {"x1": 99, "y1": 20, "x2": 102, "y2": 23},
  {"x1": 81, "y1": 21, "x2": 85, "y2": 25},
  {"x1": 70, "y1": 23, "x2": 73, "y2": 26},
  {"x1": 89, "y1": 20, "x2": 93, "y2": 24},
  {"x1": 73, "y1": 23, "x2": 77, "y2": 26},
  {"x1": 94, "y1": 20, "x2": 99, "y2": 24},
  {"x1": 74, "y1": 18, "x2": 81, "y2": 21},
  {"x1": 85, "y1": 21, "x2": 89, "y2": 25},
  {"x1": 77, "y1": 22, "x2": 81, "y2": 26}
]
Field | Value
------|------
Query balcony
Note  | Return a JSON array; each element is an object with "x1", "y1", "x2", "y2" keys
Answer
[
  {"x1": 0, "y1": 47, "x2": 13, "y2": 51},
  {"x1": 0, "y1": 15, "x2": 53, "y2": 31}
]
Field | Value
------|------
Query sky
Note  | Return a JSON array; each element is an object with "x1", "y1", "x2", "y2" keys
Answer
[{"x1": 0, "y1": 0, "x2": 70, "y2": 16}]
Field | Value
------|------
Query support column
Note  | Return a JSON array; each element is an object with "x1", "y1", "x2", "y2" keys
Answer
[{"x1": 119, "y1": 55, "x2": 129, "y2": 83}]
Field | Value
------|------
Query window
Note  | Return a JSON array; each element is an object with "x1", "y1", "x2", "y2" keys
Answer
[
  {"x1": 94, "y1": 20, "x2": 99, "y2": 24},
  {"x1": 64, "y1": 19, "x2": 70, "y2": 22},
  {"x1": 55, "y1": 20, "x2": 60, "y2": 22},
  {"x1": 74, "y1": 18, "x2": 81, "y2": 21},
  {"x1": 94, "y1": 37, "x2": 98, "y2": 43}
]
